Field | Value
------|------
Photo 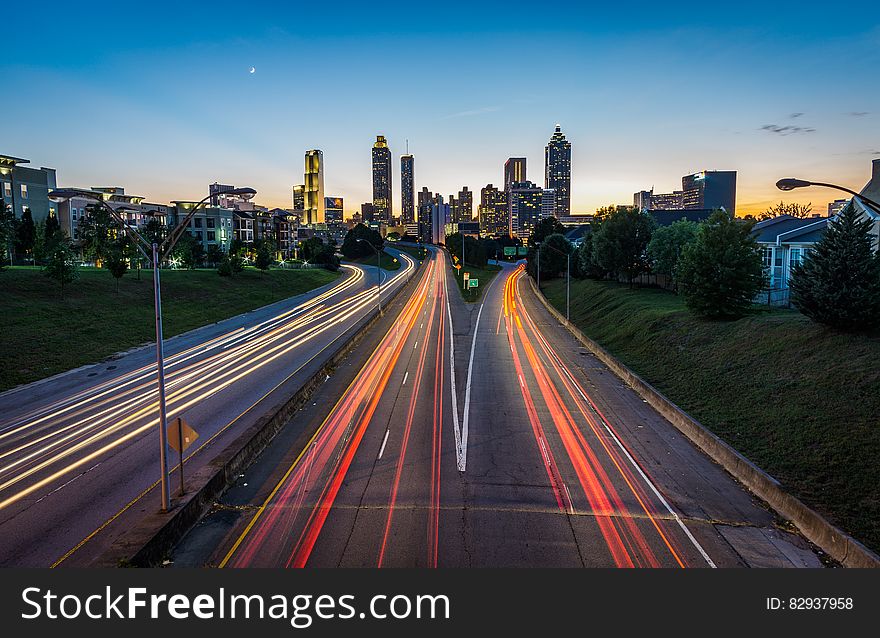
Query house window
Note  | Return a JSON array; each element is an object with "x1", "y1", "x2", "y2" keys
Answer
[
  {"x1": 788, "y1": 248, "x2": 804, "y2": 279},
  {"x1": 194, "y1": 218, "x2": 202, "y2": 228},
  {"x1": 72, "y1": 208, "x2": 78, "y2": 220},
  {"x1": 20, "y1": 184, "x2": 28, "y2": 199},
  {"x1": 3, "y1": 182, "x2": 10, "y2": 199},
  {"x1": 206, "y1": 218, "x2": 215, "y2": 229}
]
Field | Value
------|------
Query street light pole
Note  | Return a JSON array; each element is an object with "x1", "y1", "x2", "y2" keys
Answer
[
  {"x1": 776, "y1": 178, "x2": 880, "y2": 215},
  {"x1": 51, "y1": 186, "x2": 256, "y2": 512}
]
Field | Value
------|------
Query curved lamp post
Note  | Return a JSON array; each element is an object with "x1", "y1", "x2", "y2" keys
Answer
[
  {"x1": 355, "y1": 238, "x2": 382, "y2": 315},
  {"x1": 50, "y1": 186, "x2": 256, "y2": 510},
  {"x1": 776, "y1": 178, "x2": 880, "y2": 214}
]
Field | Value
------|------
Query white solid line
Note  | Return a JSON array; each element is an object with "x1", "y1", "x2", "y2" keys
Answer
[
  {"x1": 378, "y1": 429, "x2": 390, "y2": 459},
  {"x1": 458, "y1": 302, "x2": 484, "y2": 472},
  {"x1": 564, "y1": 483, "x2": 574, "y2": 515},
  {"x1": 414, "y1": 341, "x2": 418, "y2": 350},
  {"x1": 402, "y1": 371, "x2": 409, "y2": 386},
  {"x1": 445, "y1": 277, "x2": 463, "y2": 466}
]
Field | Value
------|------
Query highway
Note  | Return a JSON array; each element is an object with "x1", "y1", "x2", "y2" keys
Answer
[
  {"x1": 205, "y1": 248, "x2": 822, "y2": 568},
  {"x1": 0, "y1": 252, "x2": 416, "y2": 567}
]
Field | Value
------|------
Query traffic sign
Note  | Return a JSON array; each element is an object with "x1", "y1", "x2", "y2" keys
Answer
[
  {"x1": 463, "y1": 272, "x2": 470, "y2": 281},
  {"x1": 468, "y1": 279, "x2": 479, "y2": 288},
  {"x1": 168, "y1": 417, "x2": 199, "y2": 453},
  {"x1": 517, "y1": 246, "x2": 528, "y2": 256},
  {"x1": 503, "y1": 246, "x2": 516, "y2": 257}
]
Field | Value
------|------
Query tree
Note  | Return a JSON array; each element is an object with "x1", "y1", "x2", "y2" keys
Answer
[
  {"x1": 255, "y1": 244, "x2": 272, "y2": 274},
  {"x1": 44, "y1": 212, "x2": 61, "y2": 240},
  {"x1": 206, "y1": 244, "x2": 223, "y2": 267},
  {"x1": 576, "y1": 231, "x2": 604, "y2": 279},
  {"x1": 446, "y1": 232, "x2": 488, "y2": 269},
  {"x1": 676, "y1": 211, "x2": 766, "y2": 318},
  {"x1": 527, "y1": 233, "x2": 572, "y2": 281},
  {"x1": 0, "y1": 198, "x2": 13, "y2": 269},
  {"x1": 386, "y1": 231, "x2": 401, "y2": 241},
  {"x1": 143, "y1": 218, "x2": 167, "y2": 248},
  {"x1": 647, "y1": 219, "x2": 700, "y2": 285},
  {"x1": 105, "y1": 246, "x2": 129, "y2": 292},
  {"x1": 341, "y1": 224, "x2": 383, "y2": 259},
  {"x1": 789, "y1": 203, "x2": 880, "y2": 331},
  {"x1": 758, "y1": 201, "x2": 813, "y2": 221},
  {"x1": 77, "y1": 203, "x2": 116, "y2": 266},
  {"x1": 43, "y1": 235, "x2": 79, "y2": 298},
  {"x1": 32, "y1": 221, "x2": 47, "y2": 264},
  {"x1": 15, "y1": 207, "x2": 36, "y2": 260},
  {"x1": 529, "y1": 216, "x2": 566, "y2": 247},
  {"x1": 591, "y1": 206, "x2": 655, "y2": 285},
  {"x1": 173, "y1": 233, "x2": 204, "y2": 269}
]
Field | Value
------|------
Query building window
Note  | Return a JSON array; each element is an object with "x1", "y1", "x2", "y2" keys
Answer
[
  {"x1": 206, "y1": 218, "x2": 215, "y2": 229},
  {"x1": 207, "y1": 231, "x2": 215, "y2": 242},
  {"x1": 194, "y1": 218, "x2": 202, "y2": 228},
  {"x1": 20, "y1": 184, "x2": 28, "y2": 199},
  {"x1": 3, "y1": 182, "x2": 11, "y2": 199},
  {"x1": 72, "y1": 208, "x2": 78, "y2": 220}
]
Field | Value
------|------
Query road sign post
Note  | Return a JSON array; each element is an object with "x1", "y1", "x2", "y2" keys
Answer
[{"x1": 168, "y1": 417, "x2": 199, "y2": 497}]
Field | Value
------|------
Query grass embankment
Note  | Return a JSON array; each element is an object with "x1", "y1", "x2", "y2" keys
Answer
[
  {"x1": 392, "y1": 244, "x2": 428, "y2": 262},
  {"x1": 541, "y1": 277, "x2": 880, "y2": 553},
  {"x1": 349, "y1": 249, "x2": 401, "y2": 271},
  {"x1": 449, "y1": 263, "x2": 502, "y2": 302},
  {"x1": 0, "y1": 266, "x2": 340, "y2": 391}
]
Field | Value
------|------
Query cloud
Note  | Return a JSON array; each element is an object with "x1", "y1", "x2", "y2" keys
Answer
[
  {"x1": 440, "y1": 106, "x2": 501, "y2": 120},
  {"x1": 789, "y1": 112, "x2": 804, "y2": 118},
  {"x1": 761, "y1": 124, "x2": 816, "y2": 135},
  {"x1": 849, "y1": 111, "x2": 870, "y2": 117}
]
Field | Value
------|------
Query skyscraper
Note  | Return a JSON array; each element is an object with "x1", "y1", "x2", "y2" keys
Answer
[
  {"x1": 455, "y1": 186, "x2": 473, "y2": 222},
  {"x1": 292, "y1": 184, "x2": 305, "y2": 212},
  {"x1": 544, "y1": 125, "x2": 571, "y2": 217},
  {"x1": 372, "y1": 135, "x2": 393, "y2": 223},
  {"x1": 304, "y1": 149, "x2": 325, "y2": 225},
  {"x1": 430, "y1": 194, "x2": 450, "y2": 245},
  {"x1": 479, "y1": 184, "x2": 508, "y2": 237},
  {"x1": 400, "y1": 154, "x2": 414, "y2": 224},
  {"x1": 542, "y1": 188, "x2": 556, "y2": 219},
  {"x1": 508, "y1": 181, "x2": 543, "y2": 239},
  {"x1": 681, "y1": 170, "x2": 736, "y2": 215},
  {"x1": 504, "y1": 158, "x2": 527, "y2": 191}
]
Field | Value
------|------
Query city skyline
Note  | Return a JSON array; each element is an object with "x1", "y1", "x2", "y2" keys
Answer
[{"x1": 4, "y1": 1, "x2": 878, "y2": 218}]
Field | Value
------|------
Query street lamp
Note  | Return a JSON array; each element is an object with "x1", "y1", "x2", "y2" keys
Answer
[
  {"x1": 355, "y1": 238, "x2": 382, "y2": 315},
  {"x1": 50, "y1": 186, "x2": 256, "y2": 511},
  {"x1": 776, "y1": 178, "x2": 880, "y2": 214},
  {"x1": 541, "y1": 241, "x2": 572, "y2": 323}
]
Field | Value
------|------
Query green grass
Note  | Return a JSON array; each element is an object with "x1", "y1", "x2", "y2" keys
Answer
[
  {"x1": 541, "y1": 277, "x2": 880, "y2": 553},
  {"x1": 449, "y1": 262, "x2": 502, "y2": 303},
  {"x1": 348, "y1": 249, "x2": 401, "y2": 271},
  {"x1": 392, "y1": 244, "x2": 428, "y2": 262},
  {"x1": 0, "y1": 265, "x2": 340, "y2": 391}
]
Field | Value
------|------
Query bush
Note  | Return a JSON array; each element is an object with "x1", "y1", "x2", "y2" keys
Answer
[
  {"x1": 676, "y1": 211, "x2": 765, "y2": 318},
  {"x1": 341, "y1": 224, "x2": 383, "y2": 259},
  {"x1": 790, "y1": 203, "x2": 880, "y2": 331},
  {"x1": 591, "y1": 207, "x2": 655, "y2": 284}
]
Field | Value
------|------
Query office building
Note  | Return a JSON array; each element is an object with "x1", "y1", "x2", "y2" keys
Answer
[
  {"x1": 372, "y1": 135, "x2": 393, "y2": 223},
  {"x1": 651, "y1": 190, "x2": 685, "y2": 209},
  {"x1": 171, "y1": 201, "x2": 234, "y2": 253},
  {"x1": 325, "y1": 196, "x2": 344, "y2": 223},
  {"x1": 292, "y1": 184, "x2": 305, "y2": 213},
  {"x1": 633, "y1": 190, "x2": 652, "y2": 211},
  {"x1": 479, "y1": 184, "x2": 508, "y2": 237},
  {"x1": 681, "y1": 170, "x2": 736, "y2": 215},
  {"x1": 361, "y1": 202, "x2": 376, "y2": 223},
  {"x1": 303, "y1": 149, "x2": 325, "y2": 225},
  {"x1": 542, "y1": 188, "x2": 556, "y2": 219},
  {"x1": 417, "y1": 187, "x2": 433, "y2": 224},
  {"x1": 430, "y1": 195, "x2": 450, "y2": 245},
  {"x1": 401, "y1": 154, "x2": 415, "y2": 224},
  {"x1": 504, "y1": 157, "x2": 527, "y2": 191},
  {"x1": 453, "y1": 186, "x2": 473, "y2": 222},
  {"x1": 0, "y1": 154, "x2": 57, "y2": 223},
  {"x1": 508, "y1": 181, "x2": 543, "y2": 239},
  {"x1": 544, "y1": 125, "x2": 571, "y2": 217}
]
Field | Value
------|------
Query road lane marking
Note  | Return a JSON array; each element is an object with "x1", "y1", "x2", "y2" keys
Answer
[
  {"x1": 378, "y1": 429, "x2": 390, "y2": 459},
  {"x1": 458, "y1": 302, "x2": 484, "y2": 472},
  {"x1": 402, "y1": 371, "x2": 409, "y2": 385}
]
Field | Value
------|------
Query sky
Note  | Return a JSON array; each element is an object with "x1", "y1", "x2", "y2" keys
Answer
[{"x1": 4, "y1": 1, "x2": 879, "y2": 218}]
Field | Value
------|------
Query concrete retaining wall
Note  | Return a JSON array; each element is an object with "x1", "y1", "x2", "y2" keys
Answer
[{"x1": 527, "y1": 275, "x2": 879, "y2": 568}]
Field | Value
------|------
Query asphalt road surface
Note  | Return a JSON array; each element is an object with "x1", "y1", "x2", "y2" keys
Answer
[
  {"x1": 187, "y1": 249, "x2": 821, "y2": 568},
  {"x1": 0, "y1": 252, "x2": 416, "y2": 567}
]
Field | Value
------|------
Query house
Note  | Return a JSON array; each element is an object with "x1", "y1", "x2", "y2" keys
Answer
[{"x1": 752, "y1": 215, "x2": 830, "y2": 290}]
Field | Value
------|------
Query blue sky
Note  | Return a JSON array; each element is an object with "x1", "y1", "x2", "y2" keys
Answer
[{"x1": 5, "y1": 1, "x2": 879, "y2": 216}]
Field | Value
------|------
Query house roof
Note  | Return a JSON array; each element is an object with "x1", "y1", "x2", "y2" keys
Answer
[{"x1": 752, "y1": 214, "x2": 829, "y2": 245}]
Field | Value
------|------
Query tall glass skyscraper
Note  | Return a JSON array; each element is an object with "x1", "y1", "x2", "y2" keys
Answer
[
  {"x1": 372, "y1": 135, "x2": 393, "y2": 223},
  {"x1": 544, "y1": 125, "x2": 571, "y2": 217},
  {"x1": 400, "y1": 154, "x2": 414, "y2": 224},
  {"x1": 304, "y1": 149, "x2": 325, "y2": 225}
]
